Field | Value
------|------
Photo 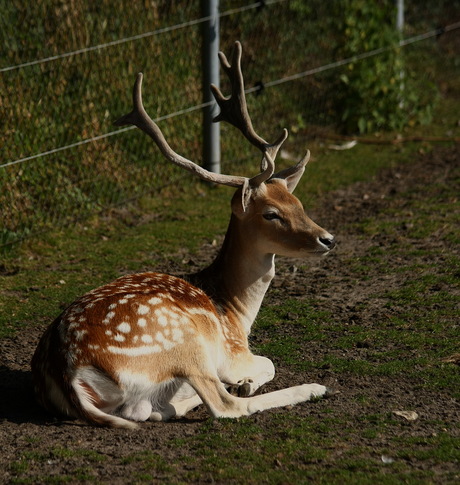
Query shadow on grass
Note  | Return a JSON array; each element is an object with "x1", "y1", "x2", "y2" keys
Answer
[{"x1": 0, "y1": 366, "x2": 54, "y2": 425}]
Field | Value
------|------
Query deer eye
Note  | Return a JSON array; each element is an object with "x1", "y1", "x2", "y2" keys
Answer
[{"x1": 263, "y1": 211, "x2": 281, "y2": 221}]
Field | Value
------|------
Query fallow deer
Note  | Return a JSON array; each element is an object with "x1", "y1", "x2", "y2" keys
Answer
[{"x1": 31, "y1": 42, "x2": 336, "y2": 429}]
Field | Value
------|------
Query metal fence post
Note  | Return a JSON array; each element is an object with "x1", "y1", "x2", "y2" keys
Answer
[
  {"x1": 201, "y1": 0, "x2": 221, "y2": 174},
  {"x1": 396, "y1": 0, "x2": 405, "y2": 107},
  {"x1": 396, "y1": 0, "x2": 404, "y2": 33}
]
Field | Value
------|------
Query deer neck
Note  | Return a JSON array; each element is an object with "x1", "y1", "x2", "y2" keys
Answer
[{"x1": 189, "y1": 214, "x2": 275, "y2": 335}]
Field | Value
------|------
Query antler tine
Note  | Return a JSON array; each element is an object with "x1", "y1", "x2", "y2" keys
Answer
[
  {"x1": 210, "y1": 41, "x2": 288, "y2": 186},
  {"x1": 272, "y1": 150, "x2": 310, "y2": 181},
  {"x1": 211, "y1": 42, "x2": 266, "y2": 151},
  {"x1": 114, "y1": 73, "x2": 246, "y2": 188}
]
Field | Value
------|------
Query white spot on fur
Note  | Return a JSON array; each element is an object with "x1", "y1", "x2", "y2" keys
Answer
[
  {"x1": 103, "y1": 310, "x2": 116, "y2": 324},
  {"x1": 163, "y1": 340, "x2": 175, "y2": 351},
  {"x1": 74, "y1": 329, "x2": 87, "y2": 341},
  {"x1": 158, "y1": 315, "x2": 168, "y2": 327},
  {"x1": 189, "y1": 307, "x2": 219, "y2": 326},
  {"x1": 114, "y1": 334, "x2": 125, "y2": 342},
  {"x1": 117, "y1": 322, "x2": 131, "y2": 333},
  {"x1": 108, "y1": 345, "x2": 162, "y2": 356},
  {"x1": 137, "y1": 318, "x2": 147, "y2": 327},
  {"x1": 179, "y1": 315, "x2": 191, "y2": 326},
  {"x1": 138, "y1": 305, "x2": 149, "y2": 315},
  {"x1": 118, "y1": 299, "x2": 128, "y2": 305},
  {"x1": 155, "y1": 332, "x2": 175, "y2": 351},
  {"x1": 141, "y1": 334, "x2": 153, "y2": 343},
  {"x1": 148, "y1": 297, "x2": 162, "y2": 306},
  {"x1": 172, "y1": 328, "x2": 184, "y2": 343}
]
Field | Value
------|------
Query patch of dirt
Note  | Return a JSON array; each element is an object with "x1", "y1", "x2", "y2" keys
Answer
[{"x1": 1, "y1": 144, "x2": 459, "y2": 483}]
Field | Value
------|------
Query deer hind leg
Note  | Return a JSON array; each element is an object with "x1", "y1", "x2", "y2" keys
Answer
[
  {"x1": 167, "y1": 382, "x2": 203, "y2": 418},
  {"x1": 221, "y1": 354, "x2": 276, "y2": 397},
  {"x1": 120, "y1": 400, "x2": 153, "y2": 422},
  {"x1": 73, "y1": 368, "x2": 177, "y2": 426},
  {"x1": 149, "y1": 395, "x2": 204, "y2": 421},
  {"x1": 148, "y1": 382, "x2": 203, "y2": 421},
  {"x1": 72, "y1": 367, "x2": 138, "y2": 429}
]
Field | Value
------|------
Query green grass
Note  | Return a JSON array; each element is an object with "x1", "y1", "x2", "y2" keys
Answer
[
  {"x1": 150, "y1": 415, "x2": 459, "y2": 484},
  {"x1": 0, "y1": 141, "x2": 410, "y2": 336},
  {"x1": 2, "y1": 26, "x2": 460, "y2": 484},
  {"x1": 9, "y1": 447, "x2": 108, "y2": 484}
]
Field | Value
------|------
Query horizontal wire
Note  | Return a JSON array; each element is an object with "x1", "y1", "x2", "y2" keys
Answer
[
  {"x1": 0, "y1": 0, "x2": 286, "y2": 73},
  {"x1": 1, "y1": 18, "x2": 459, "y2": 170},
  {"x1": 0, "y1": 101, "x2": 215, "y2": 169},
  {"x1": 399, "y1": 21, "x2": 460, "y2": 46},
  {"x1": 256, "y1": 21, "x2": 460, "y2": 91}
]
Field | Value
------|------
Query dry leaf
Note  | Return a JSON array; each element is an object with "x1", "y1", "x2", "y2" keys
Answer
[
  {"x1": 393, "y1": 410, "x2": 419, "y2": 421},
  {"x1": 441, "y1": 354, "x2": 460, "y2": 365}
]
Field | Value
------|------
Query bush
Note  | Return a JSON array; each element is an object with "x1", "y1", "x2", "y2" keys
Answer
[{"x1": 326, "y1": 0, "x2": 438, "y2": 134}]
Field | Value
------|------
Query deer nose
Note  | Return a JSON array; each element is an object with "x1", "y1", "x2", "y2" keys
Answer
[{"x1": 318, "y1": 235, "x2": 336, "y2": 250}]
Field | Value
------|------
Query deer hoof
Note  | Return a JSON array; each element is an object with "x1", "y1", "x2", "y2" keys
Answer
[
  {"x1": 228, "y1": 379, "x2": 253, "y2": 397},
  {"x1": 237, "y1": 382, "x2": 252, "y2": 397},
  {"x1": 324, "y1": 387, "x2": 340, "y2": 398}
]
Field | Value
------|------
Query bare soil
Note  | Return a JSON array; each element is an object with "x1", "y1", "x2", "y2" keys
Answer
[{"x1": 1, "y1": 144, "x2": 459, "y2": 483}]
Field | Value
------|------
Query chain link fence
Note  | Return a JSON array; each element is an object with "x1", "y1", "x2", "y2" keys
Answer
[{"x1": 1, "y1": 0, "x2": 459, "y2": 248}]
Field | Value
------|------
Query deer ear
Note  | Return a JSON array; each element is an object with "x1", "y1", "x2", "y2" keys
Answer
[
  {"x1": 231, "y1": 181, "x2": 267, "y2": 217},
  {"x1": 271, "y1": 151, "x2": 310, "y2": 193},
  {"x1": 231, "y1": 181, "x2": 250, "y2": 217},
  {"x1": 241, "y1": 179, "x2": 252, "y2": 212}
]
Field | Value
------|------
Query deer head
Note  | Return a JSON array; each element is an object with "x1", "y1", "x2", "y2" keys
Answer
[{"x1": 114, "y1": 41, "x2": 335, "y2": 255}]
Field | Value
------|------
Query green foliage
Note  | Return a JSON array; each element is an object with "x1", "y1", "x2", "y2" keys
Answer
[
  {"x1": 0, "y1": 1, "x2": 204, "y2": 247},
  {"x1": 325, "y1": 0, "x2": 438, "y2": 133}
]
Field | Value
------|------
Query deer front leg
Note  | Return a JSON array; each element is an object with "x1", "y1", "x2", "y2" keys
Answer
[
  {"x1": 188, "y1": 374, "x2": 327, "y2": 419},
  {"x1": 246, "y1": 384, "x2": 328, "y2": 413},
  {"x1": 220, "y1": 354, "x2": 275, "y2": 397}
]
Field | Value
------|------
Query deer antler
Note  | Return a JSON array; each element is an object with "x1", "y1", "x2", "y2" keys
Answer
[
  {"x1": 114, "y1": 73, "x2": 246, "y2": 188},
  {"x1": 114, "y1": 42, "x2": 294, "y2": 205},
  {"x1": 210, "y1": 41, "x2": 288, "y2": 186}
]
